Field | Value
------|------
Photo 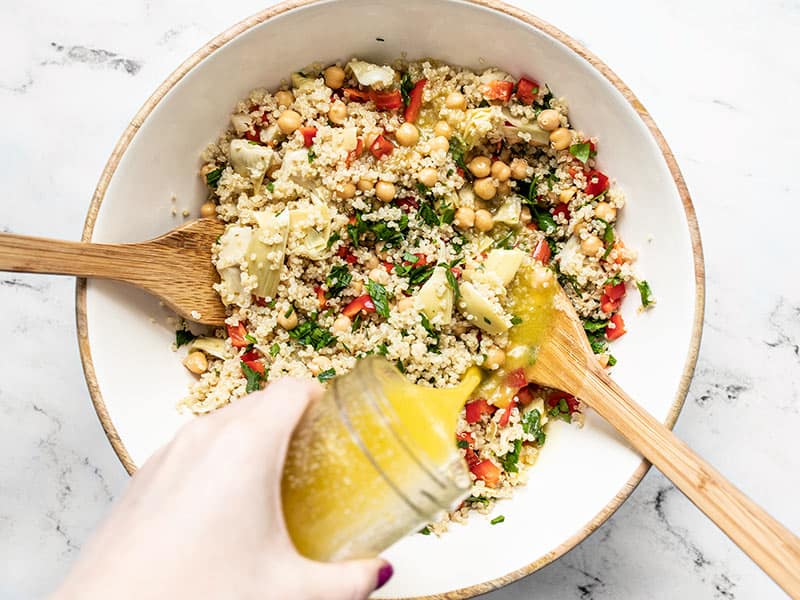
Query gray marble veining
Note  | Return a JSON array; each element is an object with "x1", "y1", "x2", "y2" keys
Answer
[{"x1": 1, "y1": 0, "x2": 797, "y2": 598}]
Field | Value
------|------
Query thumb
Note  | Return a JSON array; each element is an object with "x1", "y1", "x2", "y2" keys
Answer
[{"x1": 306, "y1": 558, "x2": 393, "y2": 600}]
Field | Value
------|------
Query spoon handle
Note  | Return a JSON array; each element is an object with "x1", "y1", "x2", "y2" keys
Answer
[
  {"x1": 0, "y1": 233, "x2": 167, "y2": 285},
  {"x1": 582, "y1": 368, "x2": 800, "y2": 597}
]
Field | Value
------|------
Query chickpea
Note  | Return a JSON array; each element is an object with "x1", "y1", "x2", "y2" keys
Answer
[
  {"x1": 336, "y1": 182, "x2": 356, "y2": 199},
  {"x1": 467, "y1": 156, "x2": 491, "y2": 178},
  {"x1": 559, "y1": 187, "x2": 576, "y2": 203},
  {"x1": 474, "y1": 209, "x2": 494, "y2": 232},
  {"x1": 595, "y1": 201, "x2": 617, "y2": 222},
  {"x1": 510, "y1": 158, "x2": 529, "y2": 180},
  {"x1": 418, "y1": 167, "x2": 438, "y2": 188},
  {"x1": 484, "y1": 347, "x2": 506, "y2": 370},
  {"x1": 199, "y1": 163, "x2": 217, "y2": 178},
  {"x1": 398, "y1": 296, "x2": 415, "y2": 312},
  {"x1": 395, "y1": 122, "x2": 420, "y2": 147},
  {"x1": 369, "y1": 267, "x2": 389, "y2": 285},
  {"x1": 332, "y1": 314, "x2": 352, "y2": 333},
  {"x1": 550, "y1": 127, "x2": 573, "y2": 151},
  {"x1": 312, "y1": 355, "x2": 332, "y2": 374},
  {"x1": 350, "y1": 279, "x2": 364, "y2": 295},
  {"x1": 454, "y1": 206, "x2": 475, "y2": 229},
  {"x1": 183, "y1": 351, "x2": 208, "y2": 375},
  {"x1": 323, "y1": 65, "x2": 346, "y2": 90},
  {"x1": 497, "y1": 181, "x2": 511, "y2": 197},
  {"x1": 580, "y1": 235, "x2": 604, "y2": 257},
  {"x1": 277, "y1": 306, "x2": 298, "y2": 330},
  {"x1": 277, "y1": 109, "x2": 302, "y2": 134},
  {"x1": 274, "y1": 89, "x2": 294, "y2": 107},
  {"x1": 433, "y1": 120, "x2": 452, "y2": 138},
  {"x1": 328, "y1": 101, "x2": 348, "y2": 124},
  {"x1": 445, "y1": 91, "x2": 467, "y2": 110},
  {"x1": 491, "y1": 160, "x2": 511, "y2": 182},
  {"x1": 357, "y1": 178, "x2": 374, "y2": 191},
  {"x1": 537, "y1": 108, "x2": 561, "y2": 131},
  {"x1": 520, "y1": 205, "x2": 532, "y2": 225},
  {"x1": 375, "y1": 242, "x2": 390, "y2": 260},
  {"x1": 200, "y1": 201, "x2": 216, "y2": 218},
  {"x1": 473, "y1": 177, "x2": 497, "y2": 201},
  {"x1": 364, "y1": 255, "x2": 380, "y2": 269},
  {"x1": 428, "y1": 135, "x2": 450, "y2": 153},
  {"x1": 573, "y1": 220, "x2": 589, "y2": 237},
  {"x1": 375, "y1": 180, "x2": 396, "y2": 202}
]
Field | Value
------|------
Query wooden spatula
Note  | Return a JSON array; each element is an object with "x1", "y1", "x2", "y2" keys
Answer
[
  {"x1": 533, "y1": 286, "x2": 800, "y2": 597},
  {"x1": 0, "y1": 218, "x2": 227, "y2": 326}
]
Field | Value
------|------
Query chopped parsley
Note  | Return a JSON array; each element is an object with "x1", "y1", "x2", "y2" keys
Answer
[
  {"x1": 288, "y1": 317, "x2": 337, "y2": 350},
  {"x1": 445, "y1": 267, "x2": 460, "y2": 302},
  {"x1": 269, "y1": 343, "x2": 280, "y2": 357},
  {"x1": 521, "y1": 408, "x2": 546, "y2": 445},
  {"x1": 307, "y1": 150, "x2": 316, "y2": 163},
  {"x1": 607, "y1": 354, "x2": 618, "y2": 367},
  {"x1": 636, "y1": 280, "x2": 654, "y2": 308},
  {"x1": 440, "y1": 203, "x2": 455, "y2": 224},
  {"x1": 602, "y1": 222, "x2": 615, "y2": 258},
  {"x1": 325, "y1": 265, "x2": 352, "y2": 298},
  {"x1": 419, "y1": 525, "x2": 431, "y2": 535},
  {"x1": 266, "y1": 181, "x2": 275, "y2": 193},
  {"x1": 326, "y1": 231, "x2": 340, "y2": 250},
  {"x1": 317, "y1": 368, "x2": 336, "y2": 383},
  {"x1": 205, "y1": 167, "x2": 223, "y2": 188},
  {"x1": 466, "y1": 495, "x2": 491, "y2": 505},
  {"x1": 490, "y1": 515, "x2": 505, "y2": 525},
  {"x1": 284, "y1": 306, "x2": 294, "y2": 319},
  {"x1": 400, "y1": 73, "x2": 414, "y2": 106},
  {"x1": 395, "y1": 359, "x2": 406, "y2": 373},
  {"x1": 582, "y1": 319, "x2": 608, "y2": 333},
  {"x1": 366, "y1": 280, "x2": 390, "y2": 318},
  {"x1": 493, "y1": 230, "x2": 516, "y2": 249},
  {"x1": 501, "y1": 439, "x2": 522, "y2": 473},
  {"x1": 395, "y1": 261, "x2": 435, "y2": 287},
  {"x1": 569, "y1": 142, "x2": 592, "y2": 164},
  {"x1": 448, "y1": 135, "x2": 468, "y2": 173},
  {"x1": 548, "y1": 398, "x2": 573, "y2": 423},
  {"x1": 244, "y1": 333, "x2": 258, "y2": 346},
  {"x1": 418, "y1": 201, "x2": 440, "y2": 227},
  {"x1": 420, "y1": 313, "x2": 440, "y2": 351},
  {"x1": 241, "y1": 362, "x2": 265, "y2": 393},
  {"x1": 456, "y1": 439, "x2": 469, "y2": 449},
  {"x1": 510, "y1": 315, "x2": 523, "y2": 326},
  {"x1": 376, "y1": 342, "x2": 389, "y2": 356},
  {"x1": 175, "y1": 328, "x2": 196, "y2": 348}
]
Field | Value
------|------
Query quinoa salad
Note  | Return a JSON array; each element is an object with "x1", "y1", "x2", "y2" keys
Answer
[{"x1": 175, "y1": 58, "x2": 655, "y2": 530}]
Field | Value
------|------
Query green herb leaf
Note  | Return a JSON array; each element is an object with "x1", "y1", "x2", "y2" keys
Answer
[
  {"x1": 636, "y1": 280, "x2": 654, "y2": 308},
  {"x1": 467, "y1": 495, "x2": 491, "y2": 505},
  {"x1": 531, "y1": 206, "x2": 557, "y2": 234},
  {"x1": 440, "y1": 203, "x2": 455, "y2": 225},
  {"x1": 448, "y1": 135, "x2": 468, "y2": 173},
  {"x1": 569, "y1": 142, "x2": 591, "y2": 164},
  {"x1": 307, "y1": 150, "x2": 316, "y2": 163},
  {"x1": 607, "y1": 354, "x2": 617, "y2": 367},
  {"x1": 419, "y1": 525, "x2": 431, "y2": 535},
  {"x1": 493, "y1": 230, "x2": 516, "y2": 249},
  {"x1": 602, "y1": 223, "x2": 615, "y2": 258},
  {"x1": 582, "y1": 319, "x2": 608, "y2": 333},
  {"x1": 400, "y1": 73, "x2": 414, "y2": 106},
  {"x1": 366, "y1": 280, "x2": 390, "y2": 318},
  {"x1": 377, "y1": 342, "x2": 389, "y2": 356},
  {"x1": 521, "y1": 408, "x2": 546, "y2": 445},
  {"x1": 326, "y1": 231, "x2": 340, "y2": 250},
  {"x1": 325, "y1": 265, "x2": 352, "y2": 298},
  {"x1": 456, "y1": 439, "x2": 469, "y2": 449},
  {"x1": 510, "y1": 315, "x2": 523, "y2": 326},
  {"x1": 420, "y1": 313, "x2": 440, "y2": 350},
  {"x1": 317, "y1": 368, "x2": 336, "y2": 383},
  {"x1": 288, "y1": 317, "x2": 337, "y2": 350},
  {"x1": 501, "y1": 439, "x2": 522, "y2": 473},
  {"x1": 418, "y1": 201, "x2": 440, "y2": 227},
  {"x1": 175, "y1": 328, "x2": 197, "y2": 348},
  {"x1": 266, "y1": 181, "x2": 275, "y2": 193},
  {"x1": 490, "y1": 515, "x2": 505, "y2": 525},
  {"x1": 244, "y1": 333, "x2": 258, "y2": 345},
  {"x1": 587, "y1": 331, "x2": 608, "y2": 355},
  {"x1": 205, "y1": 167, "x2": 223, "y2": 188},
  {"x1": 445, "y1": 267, "x2": 460, "y2": 302},
  {"x1": 269, "y1": 343, "x2": 280, "y2": 357},
  {"x1": 395, "y1": 359, "x2": 405, "y2": 373},
  {"x1": 241, "y1": 362, "x2": 265, "y2": 393}
]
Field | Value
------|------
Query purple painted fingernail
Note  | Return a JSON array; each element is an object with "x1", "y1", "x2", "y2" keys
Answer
[{"x1": 376, "y1": 562, "x2": 394, "y2": 589}]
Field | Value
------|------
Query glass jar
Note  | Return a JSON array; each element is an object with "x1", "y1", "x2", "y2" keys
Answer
[{"x1": 281, "y1": 356, "x2": 474, "y2": 561}]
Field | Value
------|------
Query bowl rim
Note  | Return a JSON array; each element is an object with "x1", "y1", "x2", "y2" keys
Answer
[{"x1": 75, "y1": 0, "x2": 705, "y2": 597}]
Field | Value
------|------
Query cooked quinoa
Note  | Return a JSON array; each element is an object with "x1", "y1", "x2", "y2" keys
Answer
[{"x1": 176, "y1": 58, "x2": 654, "y2": 529}]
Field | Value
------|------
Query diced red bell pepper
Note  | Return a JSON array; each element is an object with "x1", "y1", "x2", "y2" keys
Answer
[
  {"x1": 342, "y1": 294, "x2": 376, "y2": 318},
  {"x1": 382, "y1": 261, "x2": 394, "y2": 273},
  {"x1": 604, "y1": 281, "x2": 627, "y2": 301},
  {"x1": 404, "y1": 79, "x2": 427, "y2": 123},
  {"x1": 370, "y1": 134, "x2": 394, "y2": 160},
  {"x1": 589, "y1": 140, "x2": 597, "y2": 154},
  {"x1": 450, "y1": 266, "x2": 462, "y2": 279},
  {"x1": 526, "y1": 222, "x2": 539, "y2": 231},
  {"x1": 346, "y1": 138, "x2": 364, "y2": 167},
  {"x1": 547, "y1": 391, "x2": 580, "y2": 414},
  {"x1": 226, "y1": 323, "x2": 249, "y2": 348},
  {"x1": 506, "y1": 368, "x2": 527, "y2": 390},
  {"x1": 315, "y1": 285, "x2": 327, "y2": 308},
  {"x1": 457, "y1": 431, "x2": 475, "y2": 446},
  {"x1": 371, "y1": 90, "x2": 403, "y2": 111},
  {"x1": 343, "y1": 88, "x2": 371, "y2": 102},
  {"x1": 300, "y1": 126, "x2": 317, "y2": 148},
  {"x1": 515, "y1": 386, "x2": 534, "y2": 406},
  {"x1": 336, "y1": 245, "x2": 358, "y2": 265},
  {"x1": 253, "y1": 296, "x2": 268, "y2": 307},
  {"x1": 532, "y1": 239, "x2": 551, "y2": 265},
  {"x1": 606, "y1": 313, "x2": 627, "y2": 340},
  {"x1": 585, "y1": 170, "x2": 609, "y2": 197},
  {"x1": 395, "y1": 197, "x2": 419, "y2": 211},
  {"x1": 470, "y1": 459, "x2": 501, "y2": 486},
  {"x1": 553, "y1": 203, "x2": 570, "y2": 221},
  {"x1": 464, "y1": 446, "x2": 480, "y2": 467},
  {"x1": 241, "y1": 359, "x2": 265, "y2": 376},
  {"x1": 515, "y1": 77, "x2": 539, "y2": 105},
  {"x1": 240, "y1": 349, "x2": 260, "y2": 363},
  {"x1": 600, "y1": 293, "x2": 620, "y2": 314},
  {"x1": 465, "y1": 398, "x2": 496, "y2": 424},
  {"x1": 244, "y1": 130, "x2": 261, "y2": 143},
  {"x1": 481, "y1": 80, "x2": 514, "y2": 102},
  {"x1": 408, "y1": 253, "x2": 426, "y2": 267},
  {"x1": 498, "y1": 398, "x2": 518, "y2": 428}
]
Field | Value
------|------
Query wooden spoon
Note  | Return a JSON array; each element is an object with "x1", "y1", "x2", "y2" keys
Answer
[
  {"x1": 533, "y1": 286, "x2": 800, "y2": 597},
  {"x1": 0, "y1": 218, "x2": 227, "y2": 326}
]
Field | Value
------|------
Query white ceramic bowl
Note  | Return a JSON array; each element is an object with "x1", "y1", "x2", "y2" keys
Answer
[{"x1": 76, "y1": 1, "x2": 704, "y2": 598}]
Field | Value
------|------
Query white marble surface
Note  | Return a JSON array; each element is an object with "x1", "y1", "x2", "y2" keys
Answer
[{"x1": 1, "y1": 0, "x2": 798, "y2": 598}]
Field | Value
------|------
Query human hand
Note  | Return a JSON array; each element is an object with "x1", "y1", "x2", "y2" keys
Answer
[{"x1": 53, "y1": 378, "x2": 392, "y2": 600}]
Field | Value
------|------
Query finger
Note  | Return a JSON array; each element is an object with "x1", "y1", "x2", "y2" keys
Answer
[{"x1": 300, "y1": 558, "x2": 393, "y2": 600}]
